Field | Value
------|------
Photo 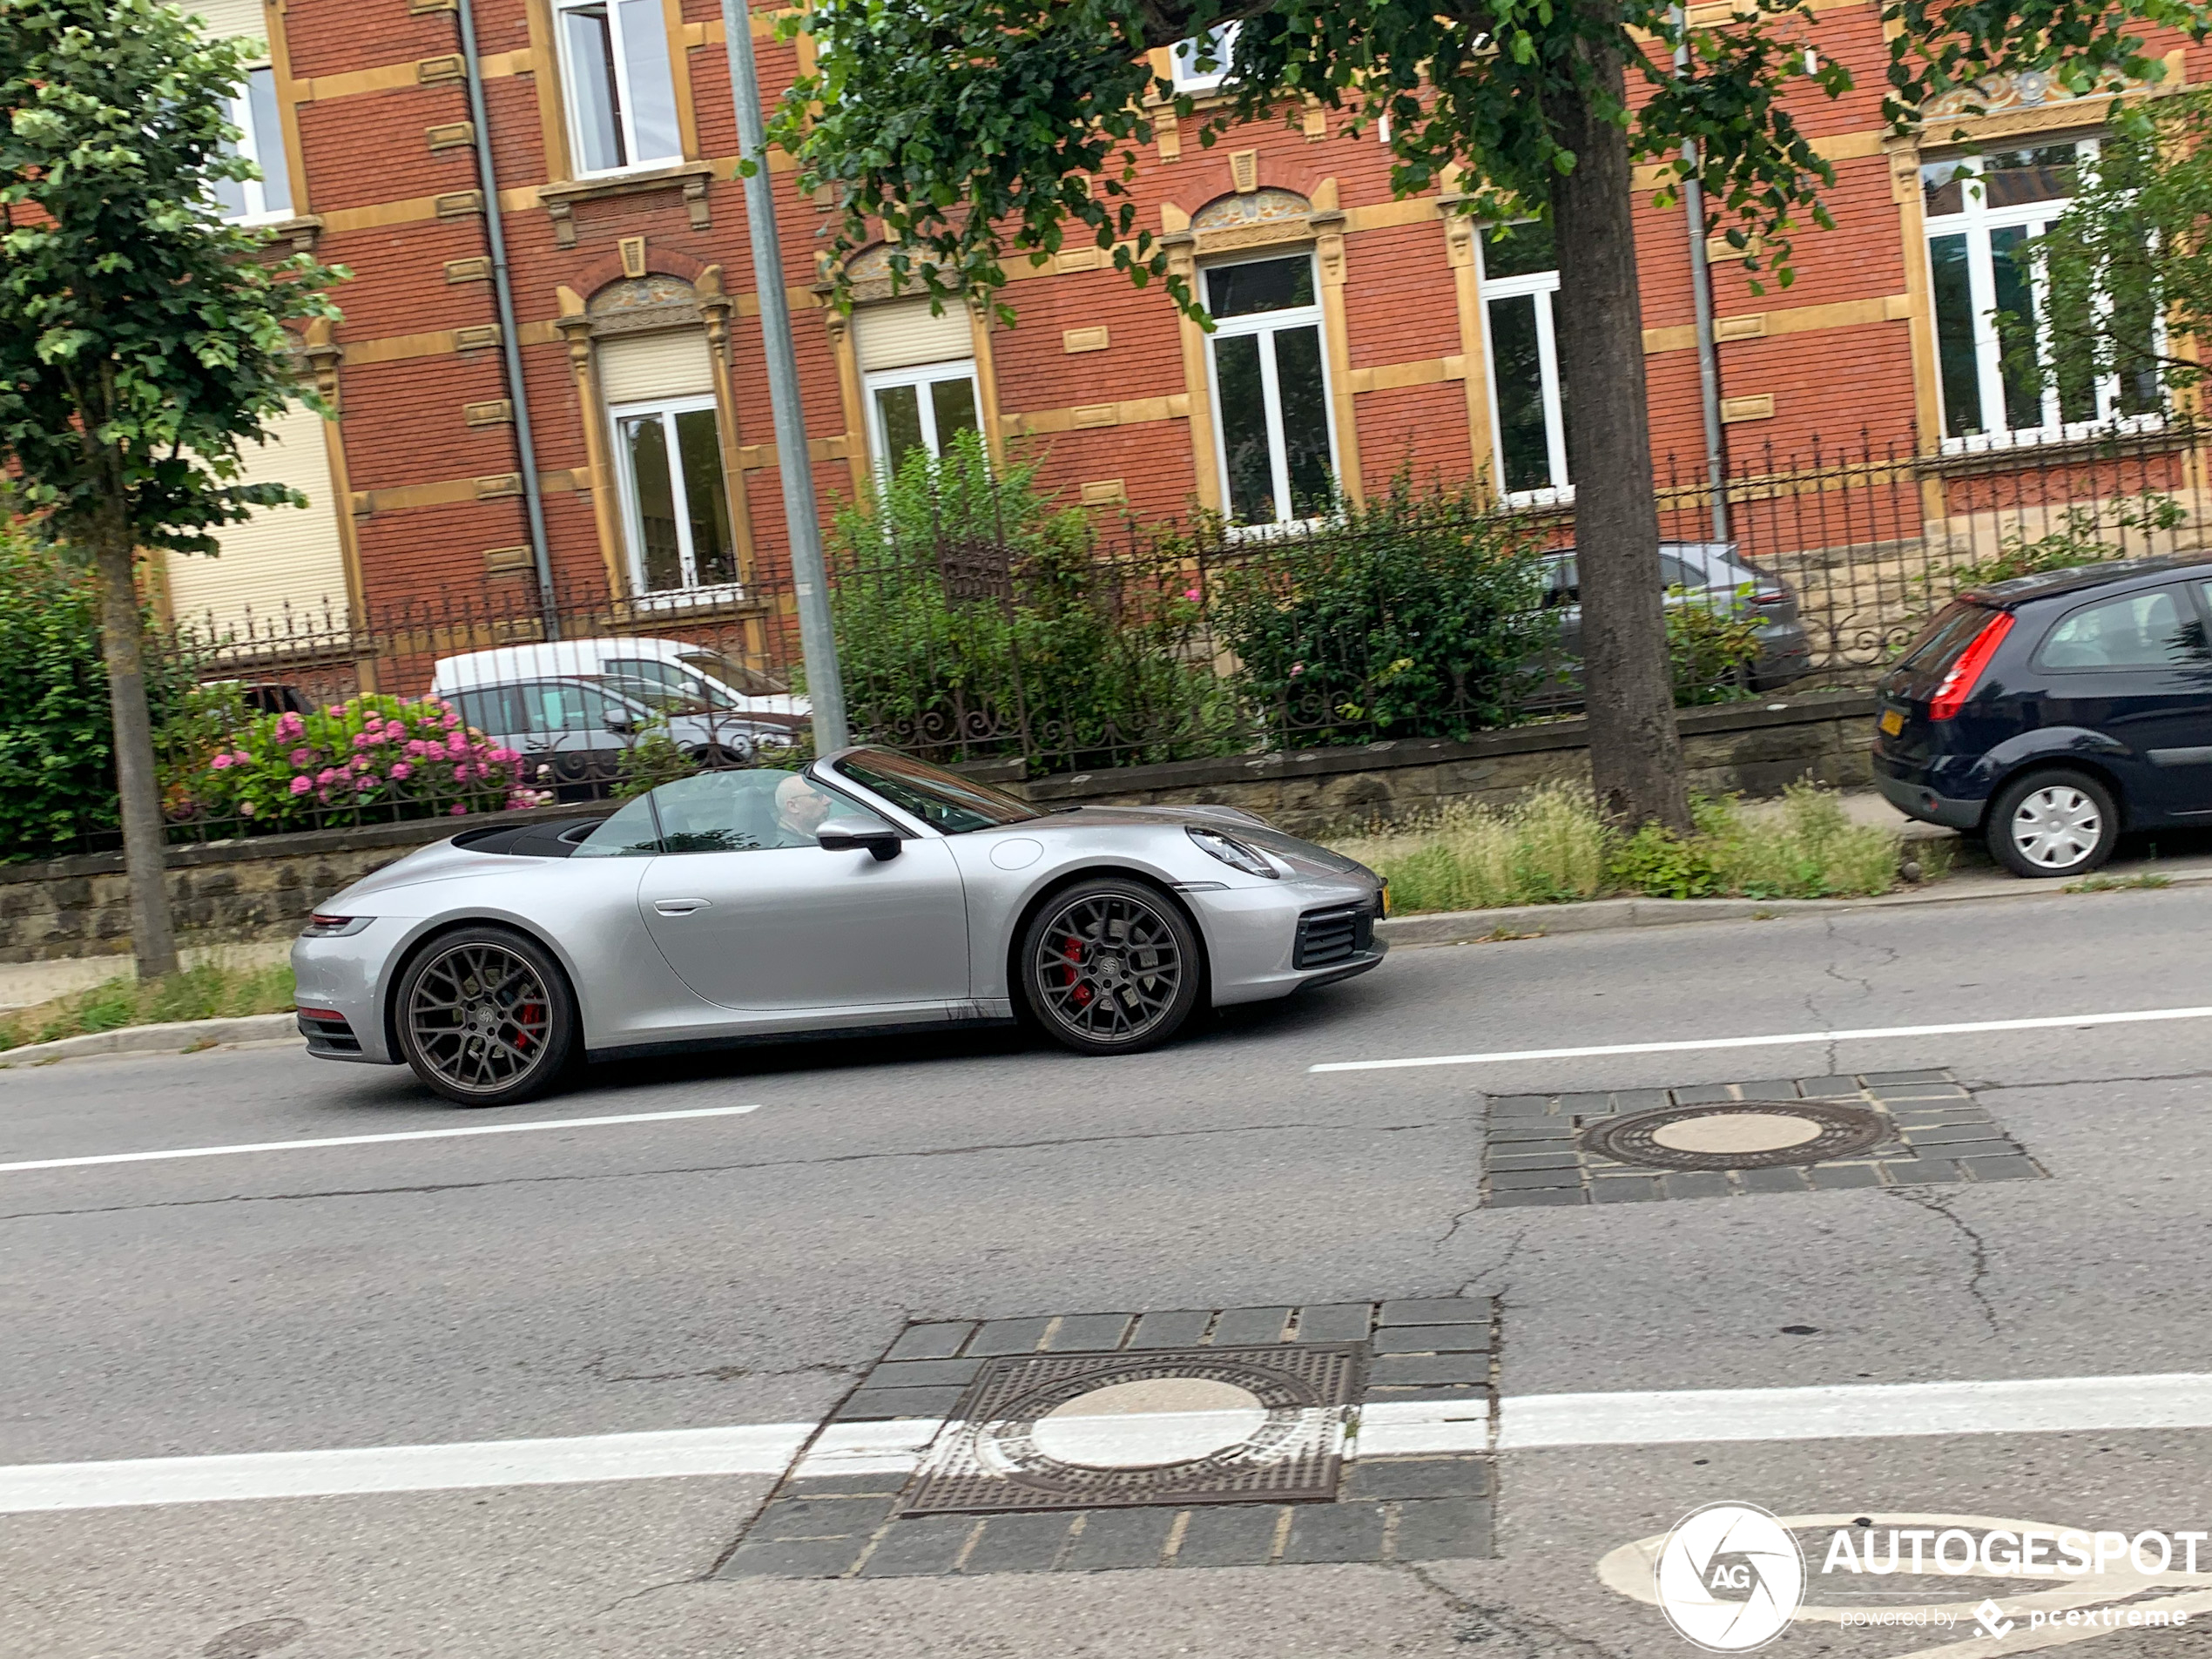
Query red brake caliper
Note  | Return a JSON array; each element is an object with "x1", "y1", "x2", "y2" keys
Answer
[{"x1": 1060, "y1": 937, "x2": 1092, "y2": 1007}]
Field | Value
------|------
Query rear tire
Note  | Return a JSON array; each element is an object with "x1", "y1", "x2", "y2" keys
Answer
[
  {"x1": 1018, "y1": 877, "x2": 1203, "y2": 1055},
  {"x1": 394, "y1": 925, "x2": 578, "y2": 1106},
  {"x1": 1985, "y1": 768, "x2": 2118, "y2": 879}
]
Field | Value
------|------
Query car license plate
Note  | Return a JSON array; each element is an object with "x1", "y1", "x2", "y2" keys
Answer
[{"x1": 1879, "y1": 707, "x2": 1905, "y2": 736}]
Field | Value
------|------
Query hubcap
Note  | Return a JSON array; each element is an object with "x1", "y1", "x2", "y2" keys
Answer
[
  {"x1": 2012, "y1": 786, "x2": 2102, "y2": 869},
  {"x1": 1033, "y1": 895, "x2": 1183, "y2": 1043},
  {"x1": 407, "y1": 942, "x2": 552, "y2": 1094}
]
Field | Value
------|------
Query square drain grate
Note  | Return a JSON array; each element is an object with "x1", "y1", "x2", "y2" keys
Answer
[
  {"x1": 716, "y1": 1298, "x2": 1498, "y2": 1578},
  {"x1": 896, "y1": 1343, "x2": 1364, "y2": 1516},
  {"x1": 1481, "y1": 1069, "x2": 2043, "y2": 1207}
]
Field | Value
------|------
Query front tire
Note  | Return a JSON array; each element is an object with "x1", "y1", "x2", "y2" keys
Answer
[
  {"x1": 1019, "y1": 878, "x2": 1203, "y2": 1055},
  {"x1": 1986, "y1": 768, "x2": 2118, "y2": 879},
  {"x1": 394, "y1": 925, "x2": 578, "y2": 1106}
]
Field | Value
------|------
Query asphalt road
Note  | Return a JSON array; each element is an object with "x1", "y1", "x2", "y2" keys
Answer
[{"x1": 7, "y1": 886, "x2": 2212, "y2": 1658}]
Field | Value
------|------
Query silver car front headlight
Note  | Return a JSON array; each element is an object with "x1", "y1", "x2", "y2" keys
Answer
[
  {"x1": 1187, "y1": 826, "x2": 1279, "y2": 879},
  {"x1": 300, "y1": 914, "x2": 374, "y2": 938}
]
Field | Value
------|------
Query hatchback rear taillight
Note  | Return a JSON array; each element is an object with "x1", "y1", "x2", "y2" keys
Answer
[{"x1": 1929, "y1": 611, "x2": 2014, "y2": 720}]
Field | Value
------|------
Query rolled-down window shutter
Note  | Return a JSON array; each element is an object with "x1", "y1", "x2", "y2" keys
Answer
[
  {"x1": 597, "y1": 330, "x2": 717, "y2": 405},
  {"x1": 166, "y1": 402, "x2": 348, "y2": 635},
  {"x1": 854, "y1": 298, "x2": 974, "y2": 372},
  {"x1": 194, "y1": 0, "x2": 268, "y2": 48}
]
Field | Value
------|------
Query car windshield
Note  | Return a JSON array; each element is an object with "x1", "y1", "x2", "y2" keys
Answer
[
  {"x1": 570, "y1": 793, "x2": 661, "y2": 857},
  {"x1": 831, "y1": 748, "x2": 1041, "y2": 833}
]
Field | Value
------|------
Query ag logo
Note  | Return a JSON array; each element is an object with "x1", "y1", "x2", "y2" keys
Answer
[{"x1": 1655, "y1": 1502, "x2": 1806, "y2": 1651}]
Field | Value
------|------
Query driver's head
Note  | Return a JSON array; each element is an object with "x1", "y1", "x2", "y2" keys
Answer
[{"x1": 773, "y1": 772, "x2": 834, "y2": 836}]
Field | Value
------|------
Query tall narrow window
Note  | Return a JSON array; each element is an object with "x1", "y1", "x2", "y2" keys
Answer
[
  {"x1": 1922, "y1": 142, "x2": 2160, "y2": 448},
  {"x1": 1478, "y1": 223, "x2": 1569, "y2": 502},
  {"x1": 614, "y1": 399, "x2": 737, "y2": 595},
  {"x1": 853, "y1": 297, "x2": 982, "y2": 477},
  {"x1": 556, "y1": 0, "x2": 682, "y2": 176},
  {"x1": 1171, "y1": 24, "x2": 1240, "y2": 93},
  {"x1": 1204, "y1": 253, "x2": 1338, "y2": 529},
  {"x1": 212, "y1": 64, "x2": 293, "y2": 223}
]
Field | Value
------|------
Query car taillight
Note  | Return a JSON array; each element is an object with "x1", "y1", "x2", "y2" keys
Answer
[
  {"x1": 1929, "y1": 612, "x2": 2015, "y2": 721},
  {"x1": 1750, "y1": 589, "x2": 1788, "y2": 606}
]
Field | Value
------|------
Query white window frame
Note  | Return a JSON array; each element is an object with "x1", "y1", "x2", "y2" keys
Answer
[
  {"x1": 219, "y1": 64, "x2": 292, "y2": 226},
  {"x1": 1201, "y1": 251, "x2": 1341, "y2": 535},
  {"x1": 1171, "y1": 24, "x2": 1240, "y2": 94},
  {"x1": 553, "y1": 0, "x2": 684, "y2": 179},
  {"x1": 861, "y1": 358, "x2": 983, "y2": 480},
  {"x1": 1476, "y1": 234, "x2": 1572, "y2": 506},
  {"x1": 1924, "y1": 140, "x2": 2164, "y2": 454},
  {"x1": 609, "y1": 394, "x2": 739, "y2": 599}
]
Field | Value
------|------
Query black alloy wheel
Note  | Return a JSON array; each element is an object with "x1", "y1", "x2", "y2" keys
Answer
[
  {"x1": 395, "y1": 925, "x2": 578, "y2": 1106},
  {"x1": 1020, "y1": 877, "x2": 1203, "y2": 1055}
]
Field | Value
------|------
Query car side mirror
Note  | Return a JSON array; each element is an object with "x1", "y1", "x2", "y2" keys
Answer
[{"x1": 817, "y1": 818, "x2": 901, "y2": 860}]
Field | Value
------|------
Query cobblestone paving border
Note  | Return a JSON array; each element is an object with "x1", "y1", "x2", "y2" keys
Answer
[
  {"x1": 1480, "y1": 1069, "x2": 2045, "y2": 1208},
  {"x1": 716, "y1": 1298, "x2": 1497, "y2": 1578}
]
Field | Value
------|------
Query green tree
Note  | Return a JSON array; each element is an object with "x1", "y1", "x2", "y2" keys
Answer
[
  {"x1": 2009, "y1": 89, "x2": 2212, "y2": 415},
  {"x1": 0, "y1": 0, "x2": 345, "y2": 975},
  {"x1": 779, "y1": 0, "x2": 2201, "y2": 829}
]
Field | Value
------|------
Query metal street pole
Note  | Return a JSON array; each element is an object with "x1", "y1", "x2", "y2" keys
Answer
[
  {"x1": 718, "y1": 0, "x2": 849, "y2": 752},
  {"x1": 1673, "y1": 5, "x2": 1730, "y2": 545}
]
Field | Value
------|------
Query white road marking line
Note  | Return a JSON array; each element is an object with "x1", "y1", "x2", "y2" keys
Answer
[
  {"x1": 13, "y1": 1371, "x2": 2209, "y2": 1515},
  {"x1": 1308, "y1": 1004, "x2": 2212, "y2": 1073},
  {"x1": 0, "y1": 1424, "x2": 809, "y2": 1514},
  {"x1": 0, "y1": 1103, "x2": 763, "y2": 1177},
  {"x1": 1499, "y1": 1372, "x2": 2212, "y2": 1450}
]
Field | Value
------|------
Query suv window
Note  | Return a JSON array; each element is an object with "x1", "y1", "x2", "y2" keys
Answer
[
  {"x1": 453, "y1": 688, "x2": 514, "y2": 736},
  {"x1": 603, "y1": 658, "x2": 711, "y2": 710},
  {"x1": 2036, "y1": 588, "x2": 2204, "y2": 671},
  {"x1": 519, "y1": 681, "x2": 621, "y2": 732}
]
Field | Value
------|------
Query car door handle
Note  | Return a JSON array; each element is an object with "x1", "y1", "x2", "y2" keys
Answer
[{"x1": 653, "y1": 899, "x2": 712, "y2": 916}]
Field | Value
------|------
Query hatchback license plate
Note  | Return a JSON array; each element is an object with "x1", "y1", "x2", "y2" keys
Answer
[{"x1": 1879, "y1": 707, "x2": 1905, "y2": 736}]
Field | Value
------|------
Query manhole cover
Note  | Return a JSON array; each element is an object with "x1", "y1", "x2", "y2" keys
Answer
[
  {"x1": 1580, "y1": 1102, "x2": 1888, "y2": 1171},
  {"x1": 895, "y1": 1344, "x2": 1363, "y2": 1516}
]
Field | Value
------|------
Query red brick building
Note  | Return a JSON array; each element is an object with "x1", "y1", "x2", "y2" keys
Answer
[{"x1": 161, "y1": 0, "x2": 2205, "y2": 664}]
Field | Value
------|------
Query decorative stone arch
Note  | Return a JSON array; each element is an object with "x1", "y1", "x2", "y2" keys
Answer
[
  {"x1": 819, "y1": 244, "x2": 1005, "y2": 490},
  {"x1": 552, "y1": 262, "x2": 755, "y2": 597}
]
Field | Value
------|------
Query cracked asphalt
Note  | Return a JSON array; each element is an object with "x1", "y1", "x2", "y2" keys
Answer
[{"x1": 6, "y1": 884, "x2": 2212, "y2": 1656}]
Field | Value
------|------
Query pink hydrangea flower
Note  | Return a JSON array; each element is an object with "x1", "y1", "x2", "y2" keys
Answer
[
  {"x1": 1184, "y1": 587, "x2": 1201, "y2": 601},
  {"x1": 404, "y1": 738, "x2": 428, "y2": 757},
  {"x1": 211, "y1": 753, "x2": 233, "y2": 771},
  {"x1": 453, "y1": 764, "x2": 469, "y2": 782},
  {"x1": 352, "y1": 732, "x2": 370, "y2": 749},
  {"x1": 288, "y1": 747, "x2": 311, "y2": 765},
  {"x1": 442, "y1": 712, "x2": 461, "y2": 729},
  {"x1": 488, "y1": 747, "x2": 517, "y2": 765},
  {"x1": 316, "y1": 767, "x2": 337, "y2": 786},
  {"x1": 449, "y1": 803, "x2": 468, "y2": 816},
  {"x1": 327, "y1": 705, "x2": 344, "y2": 718},
  {"x1": 289, "y1": 776, "x2": 312, "y2": 796},
  {"x1": 390, "y1": 761, "x2": 412, "y2": 780},
  {"x1": 354, "y1": 775, "x2": 375, "y2": 792}
]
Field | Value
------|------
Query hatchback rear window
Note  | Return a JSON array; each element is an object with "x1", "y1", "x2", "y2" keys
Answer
[{"x1": 1894, "y1": 601, "x2": 1999, "y2": 680}]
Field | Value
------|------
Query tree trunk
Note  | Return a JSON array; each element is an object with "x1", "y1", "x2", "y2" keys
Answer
[
  {"x1": 91, "y1": 529, "x2": 180, "y2": 980},
  {"x1": 1548, "y1": 20, "x2": 1695, "y2": 833}
]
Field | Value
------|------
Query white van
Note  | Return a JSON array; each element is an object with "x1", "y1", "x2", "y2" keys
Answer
[{"x1": 429, "y1": 637, "x2": 809, "y2": 732}]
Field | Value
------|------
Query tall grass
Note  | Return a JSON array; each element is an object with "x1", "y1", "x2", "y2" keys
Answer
[
  {"x1": 1331, "y1": 783, "x2": 1927, "y2": 915},
  {"x1": 0, "y1": 960, "x2": 295, "y2": 1053}
]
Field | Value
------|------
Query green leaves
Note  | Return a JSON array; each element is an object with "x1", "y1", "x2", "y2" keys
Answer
[{"x1": 0, "y1": 0, "x2": 345, "y2": 561}]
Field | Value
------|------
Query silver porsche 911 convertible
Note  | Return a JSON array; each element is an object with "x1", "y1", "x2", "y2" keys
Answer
[{"x1": 293, "y1": 746, "x2": 1387, "y2": 1105}]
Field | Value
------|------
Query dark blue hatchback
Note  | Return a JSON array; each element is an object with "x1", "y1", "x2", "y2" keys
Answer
[{"x1": 1874, "y1": 555, "x2": 2212, "y2": 878}]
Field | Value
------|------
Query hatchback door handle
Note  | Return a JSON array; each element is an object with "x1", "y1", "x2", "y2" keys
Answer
[{"x1": 654, "y1": 898, "x2": 711, "y2": 916}]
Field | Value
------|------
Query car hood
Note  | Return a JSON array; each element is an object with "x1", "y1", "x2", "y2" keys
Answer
[{"x1": 1028, "y1": 805, "x2": 1375, "y2": 880}]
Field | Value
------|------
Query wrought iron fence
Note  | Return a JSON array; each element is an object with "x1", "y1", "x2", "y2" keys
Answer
[{"x1": 91, "y1": 416, "x2": 2209, "y2": 860}]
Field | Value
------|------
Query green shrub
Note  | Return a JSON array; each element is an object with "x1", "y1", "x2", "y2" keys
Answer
[
  {"x1": 0, "y1": 957, "x2": 295, "y2": 1053},
  {"x1": 1667, "y1": 587, "x2": 1765, "y2": 705},
  {"x1": 1942, "y1": 491, "x2": 2187, "y2": 590},
  {"x1": 1696, "y1": 785, "x2": 1904, "y2": 899},
  {"x1": 828, "y1": 433, "x2": 1237, "y2": 772},
  {"x1": 1204, "y1": 475, "x2": 1551, "y2": 745},
  {"x1": 0, "y1": 535, "x2": 193, "y2": 861},
  {"x1": 1331, "y1": 785, "x2": 1610, "y2": 912}
]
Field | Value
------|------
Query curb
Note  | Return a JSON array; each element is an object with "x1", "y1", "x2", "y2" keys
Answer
[
  {"x1": 1376, "y1": 863, "x2": 2212, "y2": 948},
  {"x1": 0, "y1": 1011, "x2": 299, "y2": 1068}
]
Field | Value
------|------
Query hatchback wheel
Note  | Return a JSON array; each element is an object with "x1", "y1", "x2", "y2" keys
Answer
[
  {"x1": 1020, "y1": 878, "x2": 1203, "y2": 1055},
  {"x1": 1986, "y1": 769, "x2": 2118, "y2": 879},
  {"x1": 395, "y1": 925, "x2": 578, "y2": 1106}
]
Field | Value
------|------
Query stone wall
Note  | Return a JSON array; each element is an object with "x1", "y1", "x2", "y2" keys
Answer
[{"x1": 0, "y1": 693, "x2": 1877, "y2": 963}]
